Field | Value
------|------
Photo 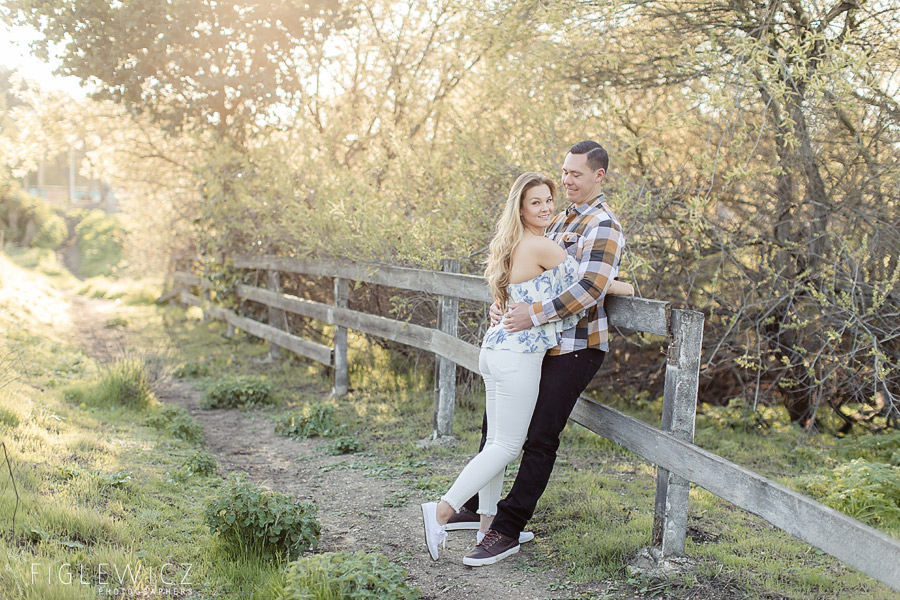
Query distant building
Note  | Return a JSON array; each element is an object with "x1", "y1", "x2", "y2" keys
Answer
[{"x1": 22, "y1": 148, "x2": 117, "y2": 212}]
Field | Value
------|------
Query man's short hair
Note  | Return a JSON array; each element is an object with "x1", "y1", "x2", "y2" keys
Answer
[{"x1": 569, "y1": 140, "x2": 609, "y2": 173}]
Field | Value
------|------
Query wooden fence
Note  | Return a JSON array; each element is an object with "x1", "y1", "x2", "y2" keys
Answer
[{"x1": 171, "y1": 255, "x2": 900, "y2": 591}]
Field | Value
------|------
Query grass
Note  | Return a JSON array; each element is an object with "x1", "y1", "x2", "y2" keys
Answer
[
  {"x1": 142, "y1": 310, "x2": 899, "y2": 599},
  {"x1": 4, "y1": 249, "x2": 899, "y2": 599},
  {"x1": 0, "y1": 253, "x2": 282, "y2": 600}
]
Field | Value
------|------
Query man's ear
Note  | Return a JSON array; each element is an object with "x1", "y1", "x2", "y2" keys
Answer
[{"x1": 595, "y1": 168, "x2": 606, "y2": 183}]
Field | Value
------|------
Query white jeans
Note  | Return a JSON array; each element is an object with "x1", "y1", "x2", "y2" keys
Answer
[{"x1": 441, "y1": 348, "x2": 544, "y2": 516}]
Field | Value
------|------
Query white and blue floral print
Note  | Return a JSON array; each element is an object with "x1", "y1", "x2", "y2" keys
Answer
[{"x1": 482, "y1": 256, "x2": 583, "y2": 353}]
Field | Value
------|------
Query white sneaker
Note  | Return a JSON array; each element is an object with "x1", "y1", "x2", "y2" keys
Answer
[
  {"x1": 477, "y1": 530, "x2": 534, "y2": 544},
  {"x1": 421, "y1": 502, "x2": 447, "y2": 561}
]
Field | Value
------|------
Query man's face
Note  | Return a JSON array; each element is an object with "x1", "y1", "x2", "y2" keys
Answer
[{"x1": 561, "y1": 152, "x2": 604, "y2": 205}]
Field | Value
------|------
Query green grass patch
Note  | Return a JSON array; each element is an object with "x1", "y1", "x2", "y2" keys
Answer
[
  {"x1": 275, "y1": 551, "x2": 420, "y2": 599},
  {"x1": 63, "y1": 357, "x2": 157, "y2": 410},
  {"x1": 145, "y1": 403, "x2": 204, "y2": 443},
  {"x1": 800, "y1": 459, "x2": 900, "y2": 529},
  {"x1": 275, "y1": 403, "x2": 345, "y2": 439}
]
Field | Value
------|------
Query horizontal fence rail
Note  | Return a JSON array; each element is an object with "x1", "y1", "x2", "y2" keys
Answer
[
  {"x1": 170, "y1": 255, "x2": 900, "y2": 592},
  {"x1": 569, "y1": 398, "x2": 900, "y2": 590}
]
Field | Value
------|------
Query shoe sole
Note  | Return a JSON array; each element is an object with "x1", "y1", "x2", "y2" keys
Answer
[
  {"x1": 462, "y1": 544, "x2": 519, "y2": 567},
  {"x1": 445, "y1": 522, "x2": 480, "y2": 531},
  {"x1": 421, "y1": 503, "x2": 439, "y2": 561}
]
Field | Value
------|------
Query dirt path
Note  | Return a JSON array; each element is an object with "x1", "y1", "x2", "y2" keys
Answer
[{"x1": 67, "y1": 293, "x2": 615, "y2": 600}]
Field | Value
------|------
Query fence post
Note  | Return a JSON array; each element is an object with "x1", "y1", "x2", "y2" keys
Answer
[
  {"x1": 433, "y1": 258, "x2": 460, "y2": 438},
  {"x1": 652, "y1": 308, "x2": 704, "y2": 557},
  {"x1": 332, "y1": 277, "x2": 349, "y2": 397},
  {"x1": 267, "y1": 269, "x2": 287, "y2": 359}
]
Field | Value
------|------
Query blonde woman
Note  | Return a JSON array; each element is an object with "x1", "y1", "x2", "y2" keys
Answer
[{"x1": 421, "y1": 172, "x2": 633, "y2": 561}]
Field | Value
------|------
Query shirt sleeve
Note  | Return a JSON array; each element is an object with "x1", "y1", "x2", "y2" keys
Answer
[{"x1": 528, "y1": 218, "x2": 624, "y2": 326}]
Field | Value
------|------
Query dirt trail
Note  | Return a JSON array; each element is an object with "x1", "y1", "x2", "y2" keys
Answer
[{"x1": 67, "y1": 293, "x2": 613, "y2": 600}]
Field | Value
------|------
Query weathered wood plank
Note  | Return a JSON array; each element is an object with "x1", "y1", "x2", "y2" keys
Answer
[
  {"x1": 653, "y1": 308, "x2": 704, "y2": 556},
  {"x1": 434, "y1": 258, "x2": 460, "y2": 438},
  {"x1": 179, "y1": 291, "x2": 202, "y2": 307},
  {"x1": 233, "y1": 254, "x2": 492, "y2": 302},
  {"x1": 605, "y1": 295, "x2": 669, "y2": 336},
  {"x1": 236, "y1": 285, "x2": 332, "y2": 321},
  {"x1": 233, "y1": 255, "x2": 669, "y2": 334},
  {"x1": 333, "y1": 278, "x2": 349, "y2": 397},
  {"x1": 267, "y1": 269, "x2": 287, "y2": 358},
  {"x1": 236, "y1": 284, "x2": 481, "y2": 373},
  {"x1": 173, "y1": 271, "x2": 212, "y2": 290},
  {"x1": 569, "y1": 397, "x2": 900, "y2": 591},
  {"x1": 331, "y1": 306, "x2": 481, "y2": 374},
  {"x1": 185, "y1": 292, "x2": 332, "y2": 365}
]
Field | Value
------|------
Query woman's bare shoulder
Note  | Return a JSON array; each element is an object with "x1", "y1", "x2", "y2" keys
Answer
[{"x1": 520, "y1": 235, "x2": 566, "y2": 267}]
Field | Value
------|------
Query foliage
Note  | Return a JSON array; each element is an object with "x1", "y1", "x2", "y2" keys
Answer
[
  {"x1": 0, "y1": 406, "x2": 20, "y2": 428},
  {"x1": 275, "y1": 403, "x2": 344, "y2": 440},
  {"x1": 202, "y1": 374, "x2": 272, "y2": 408},
  {"x1": 63, "y1": 357, "x2": 156, "y2": 410},
  {"x1": 204, "y1": 474, "x2": 320, "y2": 559},
  {"x1": 182, "y1": 449, "x2": 218, "y2": 477},
  {"x1": 323, "y1": 436, "x2": 364, "y2": 456},
  {"x1": 834, "y1": 432, "x2": 900, "y2": 466},
  {"x1": 174, "y1": 360, "x2": 210, "y2": 378},
  {"x1": 277, "y1": 551, "x2": 420, "y2": 600},
  {"x1": 799, "y1": 459, "x2": 900, "y2": 528},
  {"x1": 6, "y1": 0, "x2": 900, "y2": 434},
  {"x1": 145, "y1": 403, "x2": 204, "y2": 443},
  {"x1": 74, "y1": 209, "x2": 125, "y2": 277},
  {"x1": 0, "y1": 177, "x2": 67, "y2": 249}
]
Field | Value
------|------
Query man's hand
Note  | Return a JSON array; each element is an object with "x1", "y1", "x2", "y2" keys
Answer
[{"x1": 502, "y1": 302, "x2": 533, "y2": 333}]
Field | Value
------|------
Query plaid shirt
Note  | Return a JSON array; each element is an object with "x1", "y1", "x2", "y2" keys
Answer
[{"x1": 528, "y1": 193, "x2": 625, "y2": 355}]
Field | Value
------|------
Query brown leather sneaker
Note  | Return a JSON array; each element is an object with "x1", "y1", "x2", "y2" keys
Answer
[
  {"x1": 444, "y1": 507, "x2": 480, "y2": 531},
  {"x1": 462, "y1": 529, "x2": 519, "y2": 566}
]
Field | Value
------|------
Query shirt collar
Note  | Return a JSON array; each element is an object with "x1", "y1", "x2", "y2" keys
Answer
[{"x1": 566, "y1": 192, "x2": 606, "y2": 216}]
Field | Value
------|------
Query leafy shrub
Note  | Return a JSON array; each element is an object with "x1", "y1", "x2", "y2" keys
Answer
[
  {"x1": 74, "y1": 209, "x2": 125, "y2": 278},
  {"x1": 202, "y1": 375, "x2": 272, "y2": 408},
  {"x1": 174, "y1": 361, "x2": 210, "y2": 378},
  {"x1": 835, "y1": 432, "x2": 900, "y2": 464},
  {"x1": 800, "y1": 459, "x2": 900, "y2": 527},
  {"x1": 204, "y1": 474, "x2": 320, "y2": 559},
  {"x1": 64, "y1": 358, "x2": 156, "y2": 410},
  {"x1": 183, "y1": 450, "x2": 217, "y2": 476},
  {"x1": 0, "y1": 182, "x2": 67, "y2": 250},
  {"x1": 278, "y1": 551, "x2": 420, "y2": 600},
  {"x1": 276, "y1": 404, "x2": 344, "y2": 439},
  {"x1": 32, "y1": 207, "x2": 68, "y2": 250},
  {"x1": 324, "y1": 436, "x2": 363, "y2": 456},
  {"x1": 145, "y1": 404, "x2": 203, "y2": 443}
]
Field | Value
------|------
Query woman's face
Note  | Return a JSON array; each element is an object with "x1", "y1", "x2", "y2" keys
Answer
[{"x1": 520, "y1": 183, "x2": 554, "y2": 233}]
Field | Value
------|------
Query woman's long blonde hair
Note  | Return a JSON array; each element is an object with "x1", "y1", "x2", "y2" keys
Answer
[{"x1": 485, "y1": 172, "x2": 557, "y2": 309}]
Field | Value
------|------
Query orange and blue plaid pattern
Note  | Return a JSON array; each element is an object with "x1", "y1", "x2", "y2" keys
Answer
[{"x1": 528, "y1": 193, "x2": 625, "y2": 355}]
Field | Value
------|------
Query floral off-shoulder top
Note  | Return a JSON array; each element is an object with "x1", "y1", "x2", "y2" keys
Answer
[{"x1": 481, "y1": 256, "x2": 584, "y2": 353}]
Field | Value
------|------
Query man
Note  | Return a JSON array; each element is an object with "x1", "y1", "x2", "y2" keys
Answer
[{"x1": 449, "y1": 140, "x2": 625, "y2": 566}]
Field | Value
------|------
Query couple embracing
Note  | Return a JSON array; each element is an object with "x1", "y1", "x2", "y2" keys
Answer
[{"x1": 421, "y1": 140, "x2": 633, "y2": 566}]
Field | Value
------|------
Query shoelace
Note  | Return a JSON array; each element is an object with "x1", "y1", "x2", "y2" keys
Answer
[
  {"x1": 435, "y1": 525, "x2": 447, "y2": 550},
  {"x1": 480, "y1": 529, "x2": 502, "y2": 548}
]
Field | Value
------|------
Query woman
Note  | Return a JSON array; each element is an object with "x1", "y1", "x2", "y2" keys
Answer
[{"x1": 421, "y1": 172, "x2": 633, "y2": 561}]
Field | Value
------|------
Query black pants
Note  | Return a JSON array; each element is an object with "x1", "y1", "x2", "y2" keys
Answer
[{"x1": 462, "y1": 348, "x2": 605, "y2": 538}]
